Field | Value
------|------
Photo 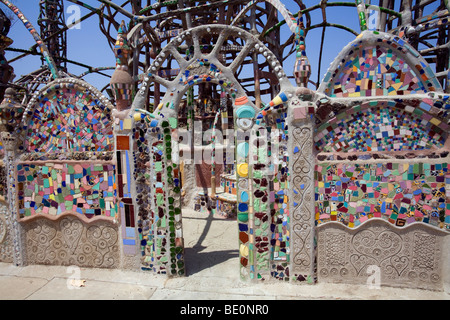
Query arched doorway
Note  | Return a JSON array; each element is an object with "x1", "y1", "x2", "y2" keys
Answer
[{"x1": 132, "y1": 24, "x2": 298, "y2": 279}]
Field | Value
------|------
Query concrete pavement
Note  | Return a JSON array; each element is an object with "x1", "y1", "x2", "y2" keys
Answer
[{"x1": 0, "y1": 209, "x2": 448, "y2": 301}]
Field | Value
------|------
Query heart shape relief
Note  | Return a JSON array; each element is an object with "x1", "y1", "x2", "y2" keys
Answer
[
  {"x1": 60, "y1": 218, "x2": 83, "y2": 254},
  {"x1": 350, "y1": 229, "x2": 406, "y2": 276}
]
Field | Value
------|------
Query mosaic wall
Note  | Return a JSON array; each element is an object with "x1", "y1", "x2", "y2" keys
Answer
[
  {"x1": 116, "y1": 125, "x2": 137, "y2": 257},
  {"x1": 267, "y1": 117, "x2": 290, "y2": 281},
  {"x1": 17, "y1": 162, "x2": 117, "y2": 220},
  {"x1": 23, "y1": 82, "x2": 114, "y2": 153},
  {"x1": 324, "y1": 45, "x2": 426, "y2": 97},
  {"x1": 315, "y1": 162, "x2": 450, "y2": 230},
  {"x1": 0, "y1": 150, "x2": 12, "y2": 264},
  {"x1": 2, "y1": 5, "x2": 448, "y2": 293},
  {"x1": 320, "y1": 32, "x2": 441, "y2": 97},
  {"x1": 246, "y1": 129, "x2": 273, "y2": 281},
  {"x1": 315, "y1": 100, "x2": 449, "y2": 153}
]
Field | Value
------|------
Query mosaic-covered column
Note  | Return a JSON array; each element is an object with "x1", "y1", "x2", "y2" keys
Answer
[
  {"x1": 148, "y1": 121, "x2": 184, "y2": 276},
  {"x1": 235, "y1": 102, "x2": 255, "y2": 281},
  {"x1": 114, "y1": 116, "x2": 138, "y2": 264},
  {"x1": 288, "y1": 100, "x2": 316, "y2": 283},
  {"x1": 248, "y1": 124, "x2": 272, "y2": 281}
]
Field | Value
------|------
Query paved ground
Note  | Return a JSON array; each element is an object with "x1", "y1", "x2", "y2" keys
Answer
[{"x1": 0, "y1": 209, "x2": 448, "y2": 302}]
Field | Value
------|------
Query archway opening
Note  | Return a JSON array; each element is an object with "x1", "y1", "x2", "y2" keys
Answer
[{"x1": 177, "y1": 82, "x2": 240, "y2": 277}]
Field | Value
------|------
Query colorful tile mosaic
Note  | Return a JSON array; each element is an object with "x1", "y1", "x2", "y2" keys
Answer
[
  {"x1": 315, "y1": 101, "x2": 448, "y2": 153},
  {"x1": 17, "y1": 162, "x2": 117, "y2": 220},
  {"x1": 24, "y1": 84, "x2": 114, "y2": 153},
  {"x1": 131, "y1": 111, "x2": 154, "y2": 266},
  {"x1": 145, "y1": 120, "x2": 184, "y2": 276},
  {"x1": 320, "y1": 29, "x2": 445, "y2": 98},
  {"x1": 251, "y1": 161, "x2": 272, "y2": 280},
  {"x1": 116, "y1": 135, "x2": 136, "y2": 255},
  {"x1": 315, "y1": 162, "x2": 450, "y2": 230},
  {"x1": 236, "y1": 128, "x2": 251, "y2": 281},
  {"x1": 325, "y1": 44, "x2": 427, "y2": 97},
  {"x1": 3, "y1": 0, "x2": 449, "y2": 292},
  {"x1": 247, "y1": 112, "x2": 291, "y2": 282}
]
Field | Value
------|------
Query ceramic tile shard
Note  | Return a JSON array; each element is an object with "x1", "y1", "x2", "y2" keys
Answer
[
  {"x1": 25, "y1": 86, "x2": 114, "y2": 153},
  {"x1": 315, "y1": 162, "x2": 449, "y2": 230},
  {"x1": 17, "y1": 163, "x2": 117, "y2": 220}
]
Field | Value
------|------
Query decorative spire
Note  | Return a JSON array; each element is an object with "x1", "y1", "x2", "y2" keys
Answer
[
  {"x1": 355, "y1": 0, "x2": 368, "y2": 31},
  {"x1": 293, "y1": 12, "x2": 311, "y2": 88},
  {"x1": 0, "y1": 87, "x2": 24, "y2": 134},
  {"x1": 115, "y1": 20, "x2": 131, "y2": 67},
  {"x1": 110, "y1": 20, "x2": 134, "y2": 112}
]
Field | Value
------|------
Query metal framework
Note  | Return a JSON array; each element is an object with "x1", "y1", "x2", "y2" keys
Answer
[
  {"x1": 0, "y1": 0, "x2": 449, "y2": 285},
  {"x1": 38, "y1": 0, "x2": 67, "y2": 72},
  {"x1": 1, "y1": 0, "x2": 449, "y2": 109}
]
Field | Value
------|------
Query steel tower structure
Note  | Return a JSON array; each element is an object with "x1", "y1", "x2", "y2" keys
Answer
[{"x1": 38, "y1": 0, "x2": 67, "y2": 72}]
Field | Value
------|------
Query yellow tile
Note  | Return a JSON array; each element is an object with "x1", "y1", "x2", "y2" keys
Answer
[
  {"x1": 430, "y1": 117, "x2": 441, "y2": 126},
  {"x1": 123, "y1": 119, "x2": 132, "y2": 130}
]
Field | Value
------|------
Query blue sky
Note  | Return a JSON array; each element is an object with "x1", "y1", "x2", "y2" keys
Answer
[{"x1": 2, "y1": 1, "x2": 440, "y2": 98}]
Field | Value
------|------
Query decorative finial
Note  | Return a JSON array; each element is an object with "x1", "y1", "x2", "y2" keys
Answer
[
  {"x1": 110, "y1": 21, "x2": 134, "y2": 112},
  {"x1": 293, "y1": 13, "x2": 311, "y2": 88}
]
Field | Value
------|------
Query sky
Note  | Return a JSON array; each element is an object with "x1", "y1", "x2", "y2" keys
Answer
[{"x1": 1, "y1": 0, "x2": 441, "y2": 100}]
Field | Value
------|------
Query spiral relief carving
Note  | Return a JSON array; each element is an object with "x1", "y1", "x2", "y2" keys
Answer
[
  {"x1": 87, "y1": 225, "x2": 119, "y2": 268},
  {"x1": 317, "y1": 219, "x2": 445, "y2": 291},
  {"x1": 290, "y1": 124, "x2": 315, "y2": 277},
  {"x1": 292, "y1": 127, "x2": 313, "y2": 175},
  {"x1": 61, "y1": 218, "x2": 83, "y2": 254},
  {"x1": 24, "y1": 215, "x2": 119, "y2": 268},
  {"x1": 0, "y1": 205, "x2": 13, "y2": 263},
  {"x1": 0, "y1": 214, "x2": 7, "y2": 244}
]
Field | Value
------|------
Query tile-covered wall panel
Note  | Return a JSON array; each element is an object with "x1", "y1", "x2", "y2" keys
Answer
[
  {"x1": 17, "y1": 162, "x2": 117, "y2": 220},
  {"x1": 315, "y1": 101, "x2": 448, "y2": 153},
  {"x1": 24, "y1": 82, "x2": 114, "y2": 154},
  {"x1": 315, "y1": 162, "x2": 450, "y2": 231}
]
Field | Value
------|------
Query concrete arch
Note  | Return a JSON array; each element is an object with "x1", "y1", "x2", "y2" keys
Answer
[
  {"x1": 135, "y1": 22, "x2": 298, "y2": 275},
  {"x1": 131, "y1": 24, "x2": 294, "y2": 121}
]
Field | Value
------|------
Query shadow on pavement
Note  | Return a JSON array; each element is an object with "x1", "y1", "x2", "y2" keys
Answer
[{"x1": 182, "y1": 208, "x2": 239, "y2": 277}]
